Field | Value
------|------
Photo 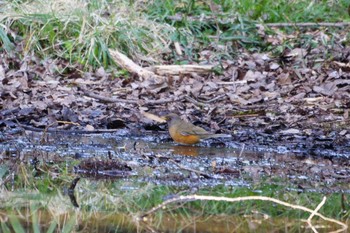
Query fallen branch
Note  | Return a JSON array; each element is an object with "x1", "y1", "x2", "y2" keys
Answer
[
  {"x1": 80, "y1": 87, "x2": 184, "y2": 105},
  {"x1": 41, "y1": 121, "x2": 58, "y2": 143},
  {"x1": 109, "y1": 49, "x2": 214, "y2": 77},
  {"x1": 144, "y1": 96, "x2": 185, "y2": 105},
  {"x1": 305, "y1": 196, "x2": 327, "y2": 233},
  {"x1": 16, "y1": 123, "x2": 121, "y2": 134},
  {"x1": 81, "y1": 87, "x2": 139, "y2": 104},
  {"x1": 217, "y1": 81, "x2": 247, "y2": 85},
  {"x1": 238, "y1": 143, "x2": 245, "y2": 157},
  {"x1": 148, "y1": 64, "x2": 214, "y2": 75},
  {"x1": 203, "y1": 94, "x2": 227, "y2": 103},
  {"x1": 140, "y1": 195, "x2": 347, "y2": 233},
  {"x1": 109, "y1": 49, "x2": 157, "y2": 80},
  {"x1": 184, "y1": 96, "x2": 206, "y2": 107}
]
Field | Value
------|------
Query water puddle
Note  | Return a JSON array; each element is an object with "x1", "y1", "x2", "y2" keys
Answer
[{"x1": 0, "y1": 131, "x2": 349, "y2": 232}]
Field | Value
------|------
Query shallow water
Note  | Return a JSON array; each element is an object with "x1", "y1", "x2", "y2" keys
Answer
[{"x1": 0, "y1": 131, "x2": 349, "y2": 232}]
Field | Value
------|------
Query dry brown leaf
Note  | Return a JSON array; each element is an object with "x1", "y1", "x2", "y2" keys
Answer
[
  {"x1": 141, "y1": 111, "x2": 166, "y2": 123},
  {"x1": 313, "y1": 82, "x2": 337, "y2": 96}
]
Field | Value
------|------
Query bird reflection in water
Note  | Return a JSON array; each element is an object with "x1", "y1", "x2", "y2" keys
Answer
[{"x1": 171, "y1": 145, "x2": 200, "y2": 156}]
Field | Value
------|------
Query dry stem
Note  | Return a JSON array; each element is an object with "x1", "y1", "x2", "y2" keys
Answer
[{"x1": 140, "y1": 195, "x2": 347, "y2": 233}]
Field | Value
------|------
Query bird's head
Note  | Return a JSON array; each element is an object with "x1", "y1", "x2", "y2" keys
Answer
[{"x1": 163, "y1": 113, "x2": 181, "y2": 123}]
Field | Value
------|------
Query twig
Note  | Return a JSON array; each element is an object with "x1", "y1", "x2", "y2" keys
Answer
[
  {"x1": 140, "y1": 195, "x2": 347, "y2": 233},
  {"x1": 217, "y1": 81, "x2": 247, "y2": 85},
  {"x1": 0, "y1": 173, "x2": 14, "y2": 187},
  {"x1": 40, "y1": 121, "x2": 57, "y2": 144},
  {"x1": 306, "y1": 196, "x2": 327, "y2": 233},
  {"x1": 40, "y1": 121, "x2": 80, "y2": 143},
  {"x1": 16, "y1": 123, "x2": 121, "y2": 134},
  {"x1": 204, "y1": 94, "x2": 227, "y2": 103},
  {"x1": 81, "y1": 88, "x2": 139, "y2": 104},
  {"x1": 232, "y1": 113, "x2": 261, "y2": 118},
  {"x1": 184, "y1": 96, "x2": 206, "y2": 107},
  {"x1": 145, "y1": 96, "x2": 185, "y2": 105},
  {"x1": 184, "y1": 94, "x2": 227, "y2": 106},
  {"x1": 169, "y1": 159, "x2": 214, "y2": 179},
  {"x1": 238, "y1": 144, "x2": 245, "y2": 157},
  {"x1": 80, "y1": 87, "x2": 184, "y2": 105}
]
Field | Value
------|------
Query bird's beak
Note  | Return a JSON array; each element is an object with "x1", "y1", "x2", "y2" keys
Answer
[{"x1": 161, "y1": 116, "x2": 169, "y2": 121}]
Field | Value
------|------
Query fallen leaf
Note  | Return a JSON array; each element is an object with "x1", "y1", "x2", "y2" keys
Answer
[
  {"x1": 313, "y1": 82, "x2": 337, "y2": 96},
  {"x1": 142, "y1": 111, "x2": 166, "y2": 123}
]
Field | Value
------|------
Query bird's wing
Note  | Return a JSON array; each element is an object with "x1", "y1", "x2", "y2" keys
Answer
[{"x1": 180, "y1": 124, "x2": 210, "y2": 136}]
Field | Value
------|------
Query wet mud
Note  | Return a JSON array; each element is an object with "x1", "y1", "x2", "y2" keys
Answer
[{"x1": 1, "y1": 129, "x2": 350, "y2": 193}]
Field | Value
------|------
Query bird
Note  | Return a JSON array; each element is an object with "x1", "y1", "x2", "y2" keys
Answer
[{"x1": 163, "y1": 113, "x2": 231, "y2": 145}]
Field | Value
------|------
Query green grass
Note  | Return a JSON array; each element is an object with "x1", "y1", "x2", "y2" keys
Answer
[
  {"x1": 0, "y1": 0, "x2": 175, "y2": 68},
  {"x1": 0, "y1": 0, "x2": 349, "y2": 70},
  {"x1": 147, "y1": 0, "x2": 349, "y2": 22},
  {"x1": 1, "y1": 180, "x2": 348, "y2": 232},
  {"x1": 1, "y1": 167, "x2": 348, "y2": 218}
]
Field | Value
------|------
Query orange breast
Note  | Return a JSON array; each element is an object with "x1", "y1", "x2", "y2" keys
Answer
[{"x1": 169, "y1": 127, "x2": 200, "y2": 144}]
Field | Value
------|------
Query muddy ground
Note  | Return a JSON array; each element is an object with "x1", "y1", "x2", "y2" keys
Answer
[{"x1": 1, "y1": 131, "x2": 350, "y2": 194}]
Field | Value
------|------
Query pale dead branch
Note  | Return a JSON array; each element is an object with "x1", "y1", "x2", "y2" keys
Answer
[
  {"x1": 148, "y1": 64, "x2": 214, "y2": 75},
  {"x1": 109, "y1": 49, "x2": 214, "y2": 77},
  {"x1": 109, "y1": 49, "x2": 157, "y2": 80},
  {"x1": 305, "y1": 196, "x2": 327, "y2": 233},
  {"x1": 140, "y1": 195, "x2": 347, "y2": 233}
]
